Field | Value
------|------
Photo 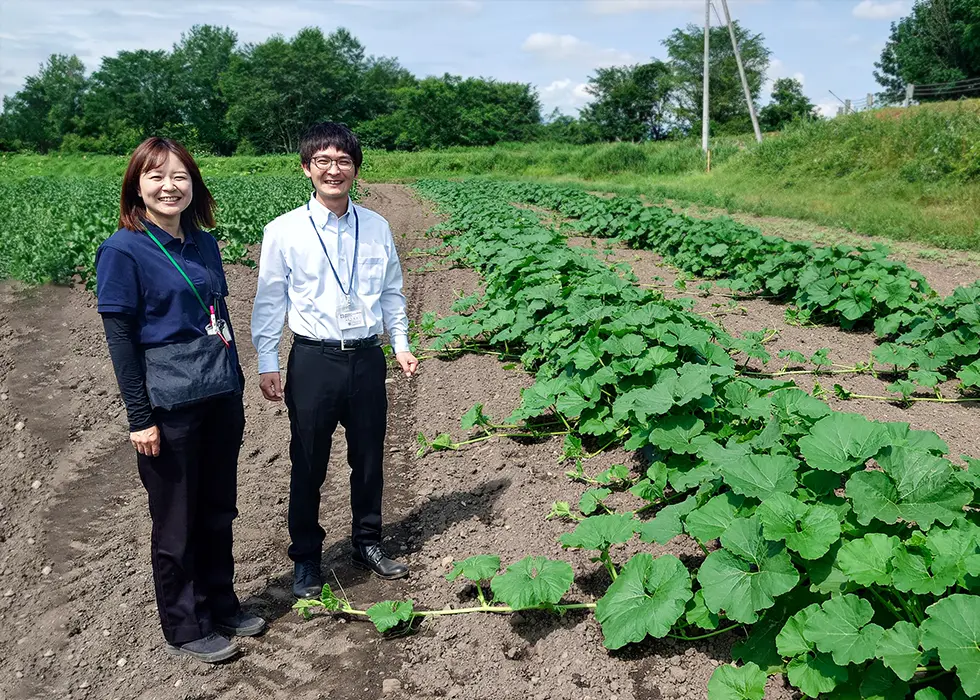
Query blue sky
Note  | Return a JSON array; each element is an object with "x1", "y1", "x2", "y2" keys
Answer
[{"x1": 0, "y1": 0, "x2": 912, "y2": 118}]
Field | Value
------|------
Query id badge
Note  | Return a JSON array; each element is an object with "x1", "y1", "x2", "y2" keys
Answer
[
  {"x1": 206, "y1": 319, "x2": 233, "y2": 344},
  {"x1": 338, "y1": 296, "x2": 366, "y2": 331}
]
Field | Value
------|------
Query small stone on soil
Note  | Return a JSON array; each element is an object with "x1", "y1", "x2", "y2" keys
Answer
[
  {"x1": 14, "y1": 420, "x2": 25, "y2": 431},
  {"x1": 41, "y1": 566, "x2": 51, "y2": 576},
  {"x1": 382, "y1": 679, "x2": 402, "y2": 694},
  {"x1": 116, "y1": 657, "x2": 126, "y2": 667},
  {"x1": 31, "y1": 480, "x2": 41, "y2": 490}
]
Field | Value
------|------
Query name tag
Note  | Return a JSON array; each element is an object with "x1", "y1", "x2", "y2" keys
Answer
[
  {"x1": 338, "y1": 308, "x2": 366, "y2": 330},
  {"x1": 206, "y1": 318, "x2": 233, "y2": 344}
]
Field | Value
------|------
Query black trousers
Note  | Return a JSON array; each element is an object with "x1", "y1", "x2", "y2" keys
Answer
[
  {"x1": 284, "y1": 342, "x2": 388, "y2": 563},
  {"x1": 137, "y1": 394, "x2": 245, "y2": 645}
]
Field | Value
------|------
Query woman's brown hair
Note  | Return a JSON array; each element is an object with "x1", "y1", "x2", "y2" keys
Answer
[{"x1": 118, "y1": 137, "x2": 216, "y2": 232}]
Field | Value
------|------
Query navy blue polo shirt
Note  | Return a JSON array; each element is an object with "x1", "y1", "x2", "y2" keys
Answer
[{"x1": 95, "y1": 222, "x2": 238, "y2": 366}]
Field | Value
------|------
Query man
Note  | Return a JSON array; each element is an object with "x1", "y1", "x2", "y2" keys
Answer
[{"x1": 251, "y1": 122, "x2": 419, "y2": 599}]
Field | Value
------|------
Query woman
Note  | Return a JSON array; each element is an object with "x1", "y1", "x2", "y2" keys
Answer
[{"x1": 95, "y1": 137, "x2": 264, "y2": 663}]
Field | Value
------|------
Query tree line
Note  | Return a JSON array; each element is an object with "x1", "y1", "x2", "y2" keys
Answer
[{"x1": 0, "y1": 20, "x2": 826, "y2": 155}]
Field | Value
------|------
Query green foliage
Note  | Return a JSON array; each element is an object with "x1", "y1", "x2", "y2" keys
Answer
[
  {"x1": 595, "y1": 553, "x2": 692, "y2": 649},
  {"x1": 664, "y1": 20, "x2": 771, "y2": 136},
  {"x1": 579, "y1": 62, "x2": 674, "y2": 143},
  {"x1": 874, "y1": 0, "x2": 980, "y2": 102},
  {"x1": 414, "y1": 178, "x2": 980, "y2": 700},
  {"x1": 0, "y1": 172, "x2": 310, "y2": 284},
  {"x1": 365, "y1": 599, "x2": 415, "y2": 633},
  {"x1": 446, "y1": 555, "x2": 501, "y2": 583},
  {"x1": 489, "y1": 556, "x2": 574, "y2": 611},
  {"x1": 759, "y1": 78, "x2": 818, "y2": 132}
]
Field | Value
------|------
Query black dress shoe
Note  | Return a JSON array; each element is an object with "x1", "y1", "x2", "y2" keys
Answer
[
  {"x1": 351, "y1": 543, "x2": 409, "y2": 580},
  {"x1": 293, "y1": 560, "x2": 322, "y2": 599},
  {"x1": 214, "y1": 609, "x2": 267, "y2": 637},
  {"x1": 165, "y1": 633, "x2": 239, "y2": 663}
]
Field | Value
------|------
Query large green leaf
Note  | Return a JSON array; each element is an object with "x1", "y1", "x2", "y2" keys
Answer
[
  {"x1": 846, "y1": 446, "x2": 973, "y2": 528},
  {"x1": 578, "y1": 487, "x2": 612, "y2": 515},
  {"x1": 685, "y1": 491, "x2": 744, "y2": 543},
  {"x1": 837, "y1": 533, "x2": 899, "y2": 586},
  {"x1": 804, "y1": 594, "x2": 884, "y2": 666},
  {"x1": 595, "y1": 553, "x2": 692, "y2": 650},
  {"x1": 798, "y1": 412, "x2": 888, "y2": 474},
  {"x1": 648, "y1": 414, "x2": 705, "y2": 454},
  {"x1": 639, "y1": 496, "x2": 698, "y2": 545},
  {"x1": 490, "y1": 556, "x2": 574, "y2": 610},
  {"x1": 698, "y1": 516, "x2": 800, "y2": 624},
  {"x1": 446, "y1": 555, "x2": 501, "y2": 583},
  {"x1": 707, "y1": 663, "x2": 767, "y2": 700},
  {"x1": 365, "y1": 600, "x2": 415, "y2": 633},
  {"x1": 787, "y1": 652, "x2": 849, "y2": 698},
  {"x1": 921, "y1": 594, "x2": 980, "y2": 696},
  {"x1": 876, "y1": 621, "x2": 923, "y2": 681},
  {"x1": 559, "y1": 513, "x2": 637, "y2": 552},
  {"x1": 718, "y1": 454, "x2": 799, "y2": 500},
  {"x1": 776, "y1": 603, "x2": 821, "y2": 658},
  {"x1": 757, "y1": 493, "x2": 841, "y2": 560}
]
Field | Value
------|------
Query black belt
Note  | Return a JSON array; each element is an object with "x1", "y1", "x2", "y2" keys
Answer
[{"x1": 294, "y1": 334, "x2": 381, "y2": 351}]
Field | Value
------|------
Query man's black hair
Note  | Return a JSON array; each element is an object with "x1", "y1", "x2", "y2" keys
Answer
[{"x1": 299, "y1": 122, "x2": 363, "y2": 170}]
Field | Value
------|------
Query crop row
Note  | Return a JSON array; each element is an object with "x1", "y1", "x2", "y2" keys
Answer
[
  {"x1": 0, "y1": 175, "x2": 315, "y2": 286},
  {"x1": 485, "y1": 181, "x2": 980, "y2": 400},
  {"x1": 300, "y1": 179, "x2": 980, "y2": 700}
]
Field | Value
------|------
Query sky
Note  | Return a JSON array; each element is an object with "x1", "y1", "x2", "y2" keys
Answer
[{"x1": 0, "y1": 0, "x2": 912, "y2": 118}]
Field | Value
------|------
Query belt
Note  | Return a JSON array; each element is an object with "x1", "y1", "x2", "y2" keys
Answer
[{"x1": 294, "y1": 334, "x2": 381, "y2": 351}]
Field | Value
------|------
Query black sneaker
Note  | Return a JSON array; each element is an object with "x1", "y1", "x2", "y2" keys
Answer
[
  {"x1": 352, "y1": 543, "x2": 409, "y2": 580},
  {"x1": 293, "y1": 559, "x2": 322, "y2": 599},
  {"x1": 214, "y1": 609, "x2": 267, "y2": 637},
  {"x1": 165, "y1": 633, "x2": 238, "y2": 663}
]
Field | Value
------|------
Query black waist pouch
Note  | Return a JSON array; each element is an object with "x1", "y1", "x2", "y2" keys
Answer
[{"x1": 143, "y1": 334, "x2": 242, "y2": 411}]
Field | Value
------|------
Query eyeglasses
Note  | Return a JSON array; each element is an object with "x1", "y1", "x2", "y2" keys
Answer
[{"x1": 310, "y1": 156, "x2": 355, "y2": 171}]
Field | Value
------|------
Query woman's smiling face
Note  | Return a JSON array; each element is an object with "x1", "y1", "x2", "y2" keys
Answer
[{"x1": 139, "y1": 151, "x2": 193, "y2": 225}]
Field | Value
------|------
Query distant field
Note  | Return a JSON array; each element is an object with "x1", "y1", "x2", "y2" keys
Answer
[{"x1": 2, "y1": 99, "x2": 978, "y2": 280}]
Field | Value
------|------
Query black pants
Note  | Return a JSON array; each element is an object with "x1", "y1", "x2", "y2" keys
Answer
[
  {"x1": 137, "y1": 394, "x2": 245, "y2": 645},
  {"x1": 284, "y1": 342, "x2": 388, "y2": 563}
]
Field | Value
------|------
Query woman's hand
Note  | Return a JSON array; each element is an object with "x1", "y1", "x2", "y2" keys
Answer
[{"x1": 131, "y1": 425, "x2": 161, "y2": 457}]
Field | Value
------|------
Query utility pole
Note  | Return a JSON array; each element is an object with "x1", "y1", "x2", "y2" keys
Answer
[
  {"x1": 701, "y1": 0, "x2": 710, "y2": 153},
  {"x1": 719, "y1": 0, "x2": 762, "y2": 143}
]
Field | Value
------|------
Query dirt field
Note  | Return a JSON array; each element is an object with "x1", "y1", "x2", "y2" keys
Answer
[{"x1": 1, "y1": 185, "x2": 977, "y2": 700}]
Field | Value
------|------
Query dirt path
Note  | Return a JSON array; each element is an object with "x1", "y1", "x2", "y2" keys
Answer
[{"x1": 1, "y1": 184, "x2": 978, "y2": 700}]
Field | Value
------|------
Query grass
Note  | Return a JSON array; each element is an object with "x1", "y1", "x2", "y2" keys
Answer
[{"x1": 3, "y1": 98, "x2": 978, "y2": 252}]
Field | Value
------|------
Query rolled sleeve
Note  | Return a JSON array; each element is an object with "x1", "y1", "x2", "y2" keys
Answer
[
  {"x1": 380, "y1": 228, "x2": 410, "y2": 354},
  {"x1": 95, "y1": 244, "x2": 141, "y2": 314},
  {"x1": 251, "y1": 225, "x2": 289, "y2": 374}
]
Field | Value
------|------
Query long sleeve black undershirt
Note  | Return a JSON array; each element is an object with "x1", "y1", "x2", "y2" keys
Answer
[{"x1": 101, "y1": 312, "x2": 154, "y2": 432}]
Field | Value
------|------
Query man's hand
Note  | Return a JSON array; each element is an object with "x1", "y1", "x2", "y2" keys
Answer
[
  {"x1": 259, "y1": 371, "x2": 283, "y2": 401},
  {"x1": 131, "y1": 425, "x2": 160, "y2": 457},
  {"x1": 395, "y1": 351, "x2": 419, "y2": 378}
]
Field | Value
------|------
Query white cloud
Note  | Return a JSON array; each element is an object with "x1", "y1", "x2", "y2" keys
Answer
[
  {"x1": 540, "y1": 78, "x2": 592, "y2": 113},
  {"x1": 851, "y1": 1, "x2": 910, "y2": 20},
  {"x1": 522, "y1": 32, "x2": 636, "y2": 68},
  {"x1": 817, "y1": 102, "x2": 840, "y2": 118}
]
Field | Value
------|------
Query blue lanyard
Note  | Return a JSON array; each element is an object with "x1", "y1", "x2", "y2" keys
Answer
[{"x1": 307, "y1": 201, "x2": 359, "y2": 298}]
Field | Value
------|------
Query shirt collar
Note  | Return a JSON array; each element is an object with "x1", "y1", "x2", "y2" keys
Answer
[
  {"x1": 309, "y1": 193, "x2": 355, "y2": 229},
  {"x1": 143, "y1": 219, "x2": 194, "y2": 247}
]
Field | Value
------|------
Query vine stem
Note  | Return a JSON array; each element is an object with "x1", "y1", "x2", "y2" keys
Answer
[
  {"x1": 667, "y1": 624, "x2": 742, "y2": 641},
  {"x1": 845, "y1": 393, "x2": 980, "y2": 404},
  {"x1": 910, "y1": 669, "x2": 951, "y2": 685}
]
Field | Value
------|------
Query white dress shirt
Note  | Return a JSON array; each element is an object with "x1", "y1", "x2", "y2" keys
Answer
[{"x1": 251, "y1": 194, "x2": 410, "y2": 374}]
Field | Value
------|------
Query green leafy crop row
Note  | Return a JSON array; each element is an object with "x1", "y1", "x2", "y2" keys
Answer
[
  {"x1": 298, "y1": 179, "x2": 980, "y2": 700},
  {"x1": 0, "y1": 174, "x2": 319, "y2": 286},
  {"x1": 490, "y1": 182, "x2": 980, "y2": 398}
]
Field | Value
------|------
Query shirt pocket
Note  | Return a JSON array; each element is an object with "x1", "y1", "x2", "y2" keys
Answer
[{"x1": 357, "y1": 256, "x2": 386, "y2": 295}]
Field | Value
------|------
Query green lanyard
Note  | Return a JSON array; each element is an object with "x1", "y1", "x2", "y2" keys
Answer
[{"x1": 145, "y1": 227, "x2": 210, "y2": 315}]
